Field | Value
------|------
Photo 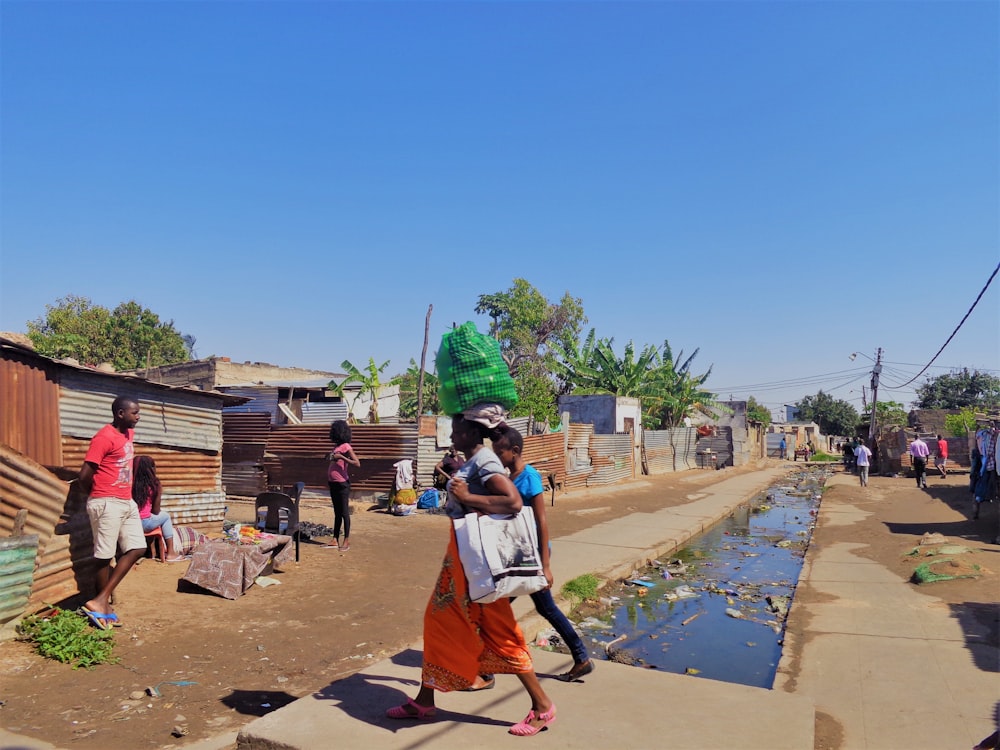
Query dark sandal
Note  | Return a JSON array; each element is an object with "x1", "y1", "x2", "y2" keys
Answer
[{"x1": 556, "y1": 660, "x2": 595, "y2": 682}]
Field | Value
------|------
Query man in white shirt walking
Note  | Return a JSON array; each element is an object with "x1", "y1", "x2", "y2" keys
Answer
[{"x1": 855, "y1": 438, "x2": 873, "y2": 487}]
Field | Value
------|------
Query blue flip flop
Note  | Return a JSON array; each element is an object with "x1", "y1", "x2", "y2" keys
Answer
[{"x1": 80, "y1": 608, "x2": 120, "y2": 630}]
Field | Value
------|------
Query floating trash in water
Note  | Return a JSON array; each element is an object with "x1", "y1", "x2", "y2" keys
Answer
[
  {"x1": 725, "y1": 608, "x2": 744, "y2": 619},
  {"x1": 579, "y1": 617, "x2": 614, "y2": 630},
  {"x1": 663, "y1": 584, "x2": 699, "y2": 601}
]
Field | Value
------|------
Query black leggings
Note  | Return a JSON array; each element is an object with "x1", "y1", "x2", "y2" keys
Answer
[{"x1": 328, "y1": 481, "x2": 351, "y2": 540}]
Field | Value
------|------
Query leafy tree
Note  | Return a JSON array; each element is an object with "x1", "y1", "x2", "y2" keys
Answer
[
  {"x1": 27, "y1": 295, "x2": 191, "y2": 371},
  {"x1": 795, "y1": 391, "x2": 859, "y2": 436},
  {"x1": 329, "y1": 357, "x2": 391, "y2": 423},
  {"x1": 944, "y1": 407, "x2": 977, "y2": 438},
  {"x1": 393, "y1": 359, "x2": 440, "y2": 421},
  {"x1": 746, "y1": 397, "x2": 772, "y2": 427},
  {"x1": 914, "y1": 369, "x2": 1000, "y2": 411},
  {"x1": 475, "y1": 278, "x2": 587, "y2": 424},
  {"x1": 872, "y1": 400, "x2": 907, "y2": 430}
]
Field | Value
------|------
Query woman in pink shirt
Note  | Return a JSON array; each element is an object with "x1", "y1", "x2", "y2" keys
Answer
[
  {"x1": 327, "y1": 420, "x2": 360, "y2": 551},
  {"x1": 132, "y1": 456, "x2": 186, "y2": 562}
]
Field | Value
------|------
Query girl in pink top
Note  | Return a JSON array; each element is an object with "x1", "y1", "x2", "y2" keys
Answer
[
  {"x1": 132, "y1": 456, "x2": 185, "y2": 562},
  {"x1": 327, "y1": 420, "x2": 360, "y2": 550}
]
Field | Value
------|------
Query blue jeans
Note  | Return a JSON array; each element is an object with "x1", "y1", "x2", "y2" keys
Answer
[
  {"x1": 141, "y1": 511, "x2": 175, "y2": 540},
  {"x1": 530, "y1": 588, "x2": 588, "y2": 664}
]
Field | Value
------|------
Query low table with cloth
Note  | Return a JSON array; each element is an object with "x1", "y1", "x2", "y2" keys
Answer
[{"x1": 181, "y1": 533, "x2": 294, "y2": 599}]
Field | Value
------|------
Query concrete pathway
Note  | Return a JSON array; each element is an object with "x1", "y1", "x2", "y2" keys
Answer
[
  {"x1": 773, "y1": 473, "x2": 1000, "y2": 750},
  {"x1": 236, "y1": 466, "x2": 819, "y2": 749}
]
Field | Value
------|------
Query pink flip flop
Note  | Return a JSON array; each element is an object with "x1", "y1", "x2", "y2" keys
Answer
[
  {"x1": 509, "y1": 704, "x2": 556, "y2": 736},
  {"x1": 386, "y1": 698, "x2": 437, "y2": 721}
]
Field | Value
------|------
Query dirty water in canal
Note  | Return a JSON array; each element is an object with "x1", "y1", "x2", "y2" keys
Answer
[{"x1": 549, "y1": 467, "x2": 832, "y2": 689}]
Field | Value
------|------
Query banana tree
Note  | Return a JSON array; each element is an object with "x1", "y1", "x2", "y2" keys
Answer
[{"x1": 328, "y1": 357, "x2": 391, "y2": 423}]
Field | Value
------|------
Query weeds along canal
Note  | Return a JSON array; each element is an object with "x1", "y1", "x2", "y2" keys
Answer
[{"x1": 554, "y1": 466, "x2": 832, "y2": 689}]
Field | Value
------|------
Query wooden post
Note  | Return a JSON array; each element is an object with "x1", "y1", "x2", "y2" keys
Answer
[{"x1": 416, "y1": 304, "x2": 433, "y2": 420}]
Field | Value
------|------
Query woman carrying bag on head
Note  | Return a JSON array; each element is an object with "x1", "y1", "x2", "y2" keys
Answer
[{"x1": 385, "y1": 405, "x2": 556, "y2": 737}]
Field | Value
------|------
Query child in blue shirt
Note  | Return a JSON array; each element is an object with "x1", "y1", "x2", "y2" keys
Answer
[{"x1": 493, "y1": 425, "x2": 595, "y2": 682}]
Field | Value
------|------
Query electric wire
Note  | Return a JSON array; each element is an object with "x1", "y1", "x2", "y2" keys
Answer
[{"x1": 891, "y1": 261, "x2": 1000, "y2": 389}]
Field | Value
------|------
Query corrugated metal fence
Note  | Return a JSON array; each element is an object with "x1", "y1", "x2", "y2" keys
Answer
[
  {"x1": 263, "y1": 424, "x2": 418, "y2": 495},
  {"x1": 588, "y1": 433, "x2": 634, "y2": 485}
]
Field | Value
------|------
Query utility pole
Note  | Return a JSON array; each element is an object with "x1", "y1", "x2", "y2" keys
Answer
[{"x1": 868, "y1": 348, "x2": 883, "y2": 442}]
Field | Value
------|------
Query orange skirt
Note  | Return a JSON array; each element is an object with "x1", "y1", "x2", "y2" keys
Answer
[{"x1": 421, "y1": 526, "x2": 534, "y2": 691}]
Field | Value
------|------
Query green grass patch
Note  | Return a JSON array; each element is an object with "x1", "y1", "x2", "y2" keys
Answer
[
  {"x1": 808, "y1": 452, "x2": 841, "y2": 463},
  {"x1": 561, "y1": 573, "x2": 600, "y2": 603},
  {"x1": 17, "y1": 608, "x2": 119, "y2": 669}
]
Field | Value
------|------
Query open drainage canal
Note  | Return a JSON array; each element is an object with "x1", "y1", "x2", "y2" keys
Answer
[{"x1": 553, "y1": 467, "x2": 832, "y2": 689}]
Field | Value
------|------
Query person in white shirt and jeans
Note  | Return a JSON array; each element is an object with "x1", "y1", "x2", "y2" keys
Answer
[{"x1": 854, "y1": 438, "x2": 873, "y2": 487}]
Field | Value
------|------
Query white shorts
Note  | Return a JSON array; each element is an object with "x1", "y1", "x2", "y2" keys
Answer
[
  {"x1": 934, "y1": 457, "x2": 948, "y2": 468},
  {"x1": 87, "y1": 497, "x2": 146, "y2": 559}
]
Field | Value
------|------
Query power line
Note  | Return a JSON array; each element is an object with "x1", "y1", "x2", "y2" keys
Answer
[
  {"x1": 711, "y1": 366, "x2": 871, "y2": 393},
  {"x1": 893, "y1": 261, "x2": 1000, "y2": 389}
]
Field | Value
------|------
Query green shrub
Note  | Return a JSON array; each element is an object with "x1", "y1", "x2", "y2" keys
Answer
[
  {"x1": 17, "y1": 608, "x2": 119, "y2": 669},
  {"x1": 809, "y1": 452, "x2": 841, "y2": 463},
  {"x1": 561, "y1": 573, "x2": 600, "y2": 603}
]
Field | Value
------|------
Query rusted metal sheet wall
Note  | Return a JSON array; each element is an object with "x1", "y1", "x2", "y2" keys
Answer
[
  {"x1": 0, "y1": 349, "x2": 62, "y2": 467},
  {"x1": 222, "y1": 413, "x2": 270, "y2": 497},
  {"x1": 223, "y1": 412, "x2": 272, "y2": 443},
  {"x1": 522, "y1": 433, "x2": 565, "y2": 484},
  {"x1": 667, "y1": 428, "x2": 699, "y2": 470},
  {"x1": 263, "y1": 424, "x2": 418, "y2": 494},
  {"x1": 0, "y1": 443, "x2": 96, "y2": 611},
  {"x1": 63, "y1": 438, "x2": 220, "y2": 493},
  {"x1": 564, "y1": 423, "x2": 594, "y2": 488},
  {"x1": 59, "y1": 374, "x2": 223, "y2": 452},
  {"x1": 643, "y1": 430, "x2": 676, "y2": 474},
  {"x1": 588, "y1": 433, "x2": 634, "y2": 485}
]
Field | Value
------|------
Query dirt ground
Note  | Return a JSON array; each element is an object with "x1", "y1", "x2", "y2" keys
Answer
[{"x1": 1, "y1": 463, "x2": 997, "y2": 750}]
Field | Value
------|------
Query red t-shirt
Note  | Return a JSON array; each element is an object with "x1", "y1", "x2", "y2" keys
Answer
[
  {"x1": 84, "y1": 424, "x2": 135, "y2": 500},
  {"x1": 937, "y1": 439, "x2": 948, "y2": 459}
]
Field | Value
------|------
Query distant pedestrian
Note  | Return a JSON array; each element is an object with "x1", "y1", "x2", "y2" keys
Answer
[
  {"x1": 854, "y1": 439, "x2": 873, "y2": 487},
  {"x1": 77, "y1": 395, "x2": 146, "y2": 629},
  {"x1": 935, "y1": 434, "x2": 948, "y2": 477},
  {"x1": 779, "y1": 436, "x2": 787, "y2": 460},
  {"x1": 910, "y1": 433, "x2": 930, "y2": 489}
]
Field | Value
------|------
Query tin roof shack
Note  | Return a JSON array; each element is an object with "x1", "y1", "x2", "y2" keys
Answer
[
  {"x1": 557, "y1": 395, "x2": 640, "y2": 483},
  {"x1": 0, "y1": 337, "x2": 243, "y2": 610},
  {"x1": 717, "y1": 401, "x2": 766, "y2": 466},
  {"x1": 134, "y1": 356, "x2": 402, "y2": 424}
]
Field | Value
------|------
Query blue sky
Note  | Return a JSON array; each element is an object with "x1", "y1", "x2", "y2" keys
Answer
[{"x1": 2, "y1": 1, "x2": 997, "y2": 420}]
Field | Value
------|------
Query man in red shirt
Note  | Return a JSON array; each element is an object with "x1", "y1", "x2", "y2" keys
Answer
[
  {"x1": 935, "y1": 434, "x2": 949, "y2": 478},
  {"x1": 78, "y1": 395, "x2": 146, "y2": 628}
]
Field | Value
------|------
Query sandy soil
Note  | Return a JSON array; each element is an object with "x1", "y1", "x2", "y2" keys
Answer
[{"x1": 1, "y1": 463, "x2": 996, "y2": 750}]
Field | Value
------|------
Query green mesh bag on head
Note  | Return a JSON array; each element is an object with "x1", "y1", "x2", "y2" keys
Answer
[{"x1": 437, "y1": 322, "x2": 519, "y2": 415}]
